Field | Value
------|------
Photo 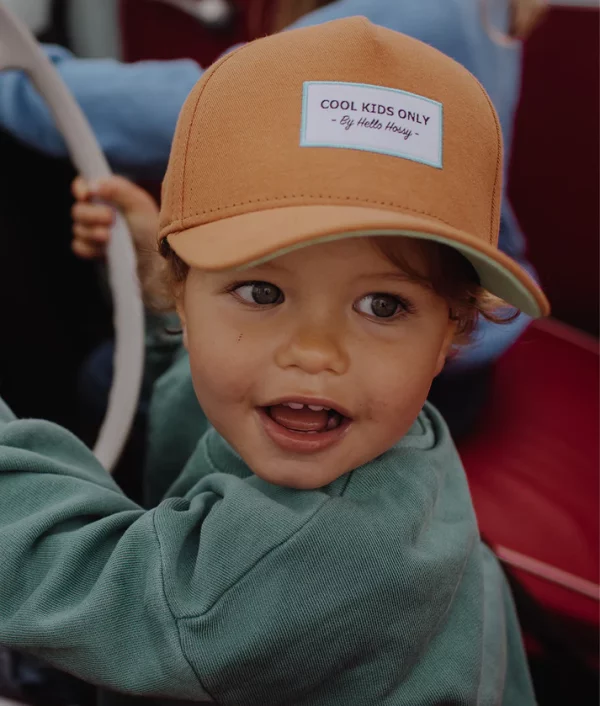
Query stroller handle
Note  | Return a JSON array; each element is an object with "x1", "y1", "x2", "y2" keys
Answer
[{"x1": 0, "y1": 4, "x2": 145, "y2": 473}]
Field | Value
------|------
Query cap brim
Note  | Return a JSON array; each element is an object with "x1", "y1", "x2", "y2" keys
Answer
[{"x1": 167, "y1": 205, "x2": 550, "y2": 318}]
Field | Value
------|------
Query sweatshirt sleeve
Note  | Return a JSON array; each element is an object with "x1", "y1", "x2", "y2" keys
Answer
[
  {"x1": 0, "y1": 408, "x2": 329, "y2": 701},
  {"x1": 0, "y1": 413, "x2": 212, "y2": 700},
  {"x1": 0, "y1": 45, "x2": 201, "y2": 178}
]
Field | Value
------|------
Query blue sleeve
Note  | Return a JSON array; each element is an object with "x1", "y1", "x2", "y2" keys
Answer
[
  {"x1": 0, "y1": 45, "x2": 201, "y2": 178},
  {"x1": 450, "y1": 312, "x2": 531, "y2": 370}
]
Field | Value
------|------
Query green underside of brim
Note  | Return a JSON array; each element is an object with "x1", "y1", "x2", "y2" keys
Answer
[{"x1": 234, "y1": 229, "x2": 541, "y2": 318}]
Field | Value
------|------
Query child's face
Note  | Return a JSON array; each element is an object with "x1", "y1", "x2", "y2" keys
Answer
[{"x1": 178, "y1": 237, "x2": 456, "y2": 489}]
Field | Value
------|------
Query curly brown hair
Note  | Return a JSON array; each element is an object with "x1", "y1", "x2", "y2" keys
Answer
[{"x1": 371, "y1": 237, "x2": 518, "y2": 347}]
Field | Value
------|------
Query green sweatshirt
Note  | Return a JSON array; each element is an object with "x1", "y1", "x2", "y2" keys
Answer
[{"x1": 0, "y1": 344, "x2": 535, "y2": 705}]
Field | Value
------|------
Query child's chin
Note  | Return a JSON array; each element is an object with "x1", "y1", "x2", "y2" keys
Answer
[{"x1": 252, "y1": 460, "x2": 348, "y2": 490}]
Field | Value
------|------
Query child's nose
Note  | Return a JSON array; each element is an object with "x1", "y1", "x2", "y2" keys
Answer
[{"x1": 274, "y1": 324, "x2": 350, "y2": 376}]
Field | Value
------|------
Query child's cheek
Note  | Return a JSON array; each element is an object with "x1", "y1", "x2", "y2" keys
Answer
[
  {"x1": 361, "y1": 354, "x2": 436, "y2": 422},
  {"x1": 186, "y1": 324, "x2": 259, "y2": 407}
]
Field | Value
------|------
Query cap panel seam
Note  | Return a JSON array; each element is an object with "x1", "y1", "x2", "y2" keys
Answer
[
  {"x1": 179, "y1": 45, "x2": 250, "y2": 229},
  {"x1": 168, "y1": 195, "x2": 460, "y2": 232},
  {"x1": 471, "y1": 77, "x2": 502, "y2": 244}
]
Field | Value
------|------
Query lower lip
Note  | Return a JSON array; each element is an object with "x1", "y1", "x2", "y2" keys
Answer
[{"x1": 256, "y1": 408, "x2": 352, "y2": 455}]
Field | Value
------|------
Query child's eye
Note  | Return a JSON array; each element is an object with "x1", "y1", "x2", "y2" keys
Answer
[
  {"x1": 232, "y1": 281, "x2": 284, "y2": 306},
  {"x1": 355, "y1": 293, "x2": 411, "y2": 319}
]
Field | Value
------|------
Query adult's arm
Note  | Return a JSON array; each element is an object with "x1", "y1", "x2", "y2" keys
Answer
[{"x1": 0, "y1": 45, "x2": 201, "y2": 178}]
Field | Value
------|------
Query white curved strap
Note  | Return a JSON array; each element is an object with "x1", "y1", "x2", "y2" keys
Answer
[{"x1": 0, "y1": 4, "x2": 145, "y2": 472}]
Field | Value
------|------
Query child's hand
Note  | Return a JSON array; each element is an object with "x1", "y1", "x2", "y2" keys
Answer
[{"x1": 71, "y1": 175, "x2": 160, "y2": 260}]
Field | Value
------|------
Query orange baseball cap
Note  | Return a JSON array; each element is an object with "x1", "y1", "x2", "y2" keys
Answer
[{"x1": 159, "y1": 16, "x2": 549, "y2": 318}]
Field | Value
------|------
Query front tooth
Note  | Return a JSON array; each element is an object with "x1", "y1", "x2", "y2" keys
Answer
[
  {"x1": 308, "y1": 405, "x2": 324, "y2": 411},
  {"x1": 286, "y1": 402, "x2": 305, "y2": 410}
]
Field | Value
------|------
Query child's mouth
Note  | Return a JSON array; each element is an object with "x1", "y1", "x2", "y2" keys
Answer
[
  {"x1": 257, "y1": 401, "x2": 351, "y2": 454},
  {"x1": 268, "y1": 403, "x2": 344, "y2": 432}
]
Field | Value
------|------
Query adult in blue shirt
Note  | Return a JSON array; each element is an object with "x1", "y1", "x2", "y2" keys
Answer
[{"x1": 0, "y1": 0, "x2": 546, "y2": 437}]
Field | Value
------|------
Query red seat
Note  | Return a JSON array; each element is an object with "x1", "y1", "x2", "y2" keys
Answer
[
  {"x1": 459, "y1": 319, "x2": 599, "y2": 640},
  {"x1": 461, "y1": 7, "x2": 600, "y2": 664}
]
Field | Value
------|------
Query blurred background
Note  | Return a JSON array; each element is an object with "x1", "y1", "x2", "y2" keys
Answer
[{"x1": 0, "y1": 1, "x2": 598, "y2": 705}]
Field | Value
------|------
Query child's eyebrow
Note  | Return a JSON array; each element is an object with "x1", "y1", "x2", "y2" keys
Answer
[{"x1": 358, "y1": 271, "x2": 417, "y2": 283}]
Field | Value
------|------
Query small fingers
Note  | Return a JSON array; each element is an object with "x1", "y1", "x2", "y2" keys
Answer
[
  {"x1": 73, "y1": 222, "x2": 111, "y2": 244},
  {"x1": 72, "y1": 175, "x2": 95, "y2": 201},
  {"x1": 72, "y1": 237, "x2": 107, "y2": 260},
  {"x1": 71, "y1": 201, "x2": 115, "y2": 228}
]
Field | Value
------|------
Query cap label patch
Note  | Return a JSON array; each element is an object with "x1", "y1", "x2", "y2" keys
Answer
[{"x1": 300, "y1": 81, "x2": 443, "y2": 168}]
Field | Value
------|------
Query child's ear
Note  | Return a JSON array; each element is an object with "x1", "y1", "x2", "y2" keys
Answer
[{"x1": 434, "y1": 318, "x2": 458, "y2": 376}]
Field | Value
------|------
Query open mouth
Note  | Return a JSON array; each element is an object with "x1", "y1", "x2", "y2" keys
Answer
[
  {"x1": 266, "y1": 402, "x2": 347, "y2": 433},
  {"x1": 257, "y1": 401, "x2": 352, "y2": 453}
]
